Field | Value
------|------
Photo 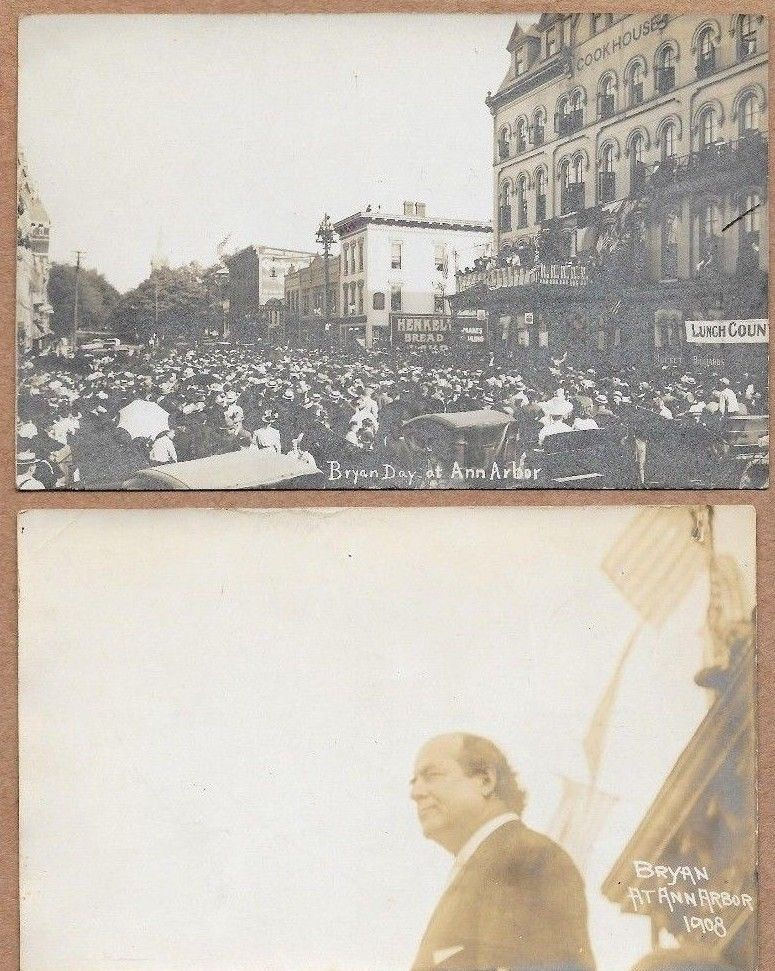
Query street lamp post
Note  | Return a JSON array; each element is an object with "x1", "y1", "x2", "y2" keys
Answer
[
  {"x1": 316, "y1": 213, "x2": 335, "y2": 347},
  {"x1": 215, "y1": 264, "x2": 229, "y2": 339}
]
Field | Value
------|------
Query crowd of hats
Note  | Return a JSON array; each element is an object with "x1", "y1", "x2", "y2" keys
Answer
[{"x1": 16, "y1": 339, "x2": 767, "y2": 488}]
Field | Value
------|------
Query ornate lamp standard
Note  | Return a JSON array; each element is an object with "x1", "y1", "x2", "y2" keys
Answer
[
  {"x1": 214, "y1": 264, "x2": 229, "y2": 339},
  {"x1": 316, "y1": 214, "x2": 335, "y2": 346}
]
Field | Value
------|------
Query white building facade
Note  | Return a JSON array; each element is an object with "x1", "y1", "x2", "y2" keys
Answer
[{"x1": 334, "y1": 202, "x2": 492, "y2": 348}]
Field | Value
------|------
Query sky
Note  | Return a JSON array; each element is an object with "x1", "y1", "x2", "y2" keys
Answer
[
  {"x1": 18, "y1": 506, "x2": 756, "y2": 971},
  {"x1": 18, "y1": 14, "x2": 539, "y2": 293}
]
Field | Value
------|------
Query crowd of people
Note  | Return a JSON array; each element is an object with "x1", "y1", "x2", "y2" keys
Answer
[{"x1": 16, "y1": 338, "x2": 768, "y2": 489}]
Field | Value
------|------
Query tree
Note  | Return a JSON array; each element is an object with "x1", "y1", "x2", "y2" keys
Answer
[
  {"x1": 47, "y1": 262, "x2": 122, "y2": 338},
  {"x1": 108, "y1": 265, "x2": 212, "y2": 344}
]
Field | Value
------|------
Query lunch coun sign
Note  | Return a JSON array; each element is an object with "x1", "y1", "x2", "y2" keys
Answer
[{"x1": 684, "y1": 320, "x2": 769, "y2": 344}]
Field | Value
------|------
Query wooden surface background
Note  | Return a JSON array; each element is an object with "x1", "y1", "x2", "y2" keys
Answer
[{"x1": 1, "y1": 3, "x2": 772, "y2": 969}]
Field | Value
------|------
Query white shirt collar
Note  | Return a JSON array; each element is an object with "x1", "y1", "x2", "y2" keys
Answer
[{"x1": 447, "y1": 811, "x2": 521, "y2": 888}]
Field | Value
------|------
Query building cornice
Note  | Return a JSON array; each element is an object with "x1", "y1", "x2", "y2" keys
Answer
[{"x1": 334, "y1": 212, "x2": 492, "y2": 237}]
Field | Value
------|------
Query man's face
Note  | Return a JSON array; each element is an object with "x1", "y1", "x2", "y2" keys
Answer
[{"x1": 410, "y1": 736, "x2": 490, "y2": 852}]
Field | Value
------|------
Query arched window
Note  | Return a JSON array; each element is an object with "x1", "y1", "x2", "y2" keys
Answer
[
  {"x1": 499, "y1": 180, "x2": 512, "y2": 231},
  {"x1": 661, "y1": 122, "x2": 676, "y2": 161},
  {"x1": 698, "y1": 107, "x2": 720, "y2": 150},
  {"x1": 599, "y1": 145, "x2": 616, "y2": 203},
  {"x1": 738, "y1": 192, "x2": 762, "y2": 273},
  {"x1": 629, "y1": 133, "x2": 647, "y2": 195},
  {"x1": 570, "y1": 155, "x2": 584, "y2": 184},
  {"x1": 516, "y1": 174, "x2": 529, "y2": 227},
  {"x1": 739, "y1": 15, "x2": 759, "y2": 59},
  {"x1": 556, "y1": 95, "x2": 569, "y2": 135},
  {"x1": 743, "y1": 192, "x2": 761, "y2": 234},
  {"x1": 532, "y1": 107, "x2": 547, "y2": 146},
  {"x1": 739, "y1": 93, "x2": 761, "y2": 136},
  {"x1": 557, "y1": 91, "x2": 583, "y2": 136},
  {"x1": 629, "y1": 62, "x2": 644, "y2": 107},
  {"x1": 515, "y1": 118, "x2": 528, "y2": 153},
  {"x1": 661, "y1": 214, "x2": 679, "y2": 278},
  {"x1": 656, "y1": 47, "x2": 676, "y2": 93},
  {"x1": 598, "y1": 74, "x2": 616, "y2": 119},
  {"x1": 561, "y1": 156, "x2": 585, "y2": 214},
  {"x1": 697, "y1": 202, "x2": 722, "y2": 274},
  {"x1": 535, "y1": 168, "x2": 547, "y2": 221},
  {"x1": 696, "y1": 27, "x2": 716, "y2": 77},
  {"x1": 498, "y1": 125, "x2": 510, "y2": 160}
]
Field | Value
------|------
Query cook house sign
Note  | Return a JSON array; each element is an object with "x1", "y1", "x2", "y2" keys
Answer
[{"x1": 574, "y1": 15, "x2": 669, "y2": 73}]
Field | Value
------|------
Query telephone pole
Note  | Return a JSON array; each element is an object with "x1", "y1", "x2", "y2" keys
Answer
[
  {"x1": 72, "y1": 250, "x2": 85, "y2": 354},
  {"x1": 316, "y1": 214, "x2": 335, "y2": 346}
]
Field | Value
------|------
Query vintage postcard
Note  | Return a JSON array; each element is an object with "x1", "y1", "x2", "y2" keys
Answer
[
  {"x1": 16, "y1": 13, "x2": 768, "y2": 490},
  {"x1": 19, "y1": 506, "x2": 756, "y2": 970}
]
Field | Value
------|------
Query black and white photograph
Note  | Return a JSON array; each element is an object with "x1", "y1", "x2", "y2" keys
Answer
[
  {"x1": 18, "y1": 505, "x2": 756, "y2": 971},
  {"x1": 16, "y1": 13, "x2": 769, "y2": 490}
]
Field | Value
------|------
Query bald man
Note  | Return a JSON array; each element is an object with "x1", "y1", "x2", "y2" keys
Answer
[{"x1": 410, "y1": 733, "x2": 595, "y2": 971}]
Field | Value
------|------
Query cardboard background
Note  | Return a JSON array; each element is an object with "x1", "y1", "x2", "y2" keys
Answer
[{"x1": 1, "y1": 3, "x2": 772, "y2": 969}]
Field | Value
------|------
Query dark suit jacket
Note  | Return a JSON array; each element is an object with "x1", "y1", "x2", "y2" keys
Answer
[{"x1": 412, "y1": 819, "x2": 595, "y2": 971}]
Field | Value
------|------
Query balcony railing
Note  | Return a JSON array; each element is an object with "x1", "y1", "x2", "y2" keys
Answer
[
  {"x1": 655, "y1": 66, "x2": 675, "y2": 94},
  {"x1": 598, "y1": 171, "x2": 616, "y2": 204},
  {"x1": 557, "y1": 108, "x2": 583, "y2": 137},
  {"x1": 696, "y1": 49, "x2": 716, "y2": 78},
  {"x1": 630, "y1": 161, "x2": 648, "y2": 196},
  {"x1": 647, "y1": 135, "x2": 767, "y2": 194},
  {"x1": 598, "y1": 94, "x2": 615, "y2": 119},
  {"x1": 561, "y1": 182, "x2": 585, "y2": 214},
  {"x1": 456, "y1": 262, "x2": 588, "y2": 293}
]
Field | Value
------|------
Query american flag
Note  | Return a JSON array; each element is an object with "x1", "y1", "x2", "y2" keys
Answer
[{"x1": 602, "y1": 506, "x2": 714, "y2": 629}]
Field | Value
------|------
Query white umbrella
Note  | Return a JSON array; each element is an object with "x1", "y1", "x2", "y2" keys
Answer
[{"x1": 118, "y1": 399, "x2": 170, "y2": 440}]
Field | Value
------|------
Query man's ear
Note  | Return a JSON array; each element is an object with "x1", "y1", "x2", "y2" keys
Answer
[{"x1": 479, "y1": 768, "x2": 497, "y2": 799}]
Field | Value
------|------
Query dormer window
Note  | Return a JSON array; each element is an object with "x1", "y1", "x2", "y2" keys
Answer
[
  {"x1": 547, "y1": 27, "x2": 559, "y2": 57},
  {"x1": 515, "y1": 47, "x2": 526, "y2": 76}
]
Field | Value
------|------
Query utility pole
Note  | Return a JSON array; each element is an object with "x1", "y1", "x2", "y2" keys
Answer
[
  {"x1": 316, "y1": 213, "x2": 335, "y2": 347},
  {"x1": 72, "y1": 250, "x2": 84, "y2": 354}
]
